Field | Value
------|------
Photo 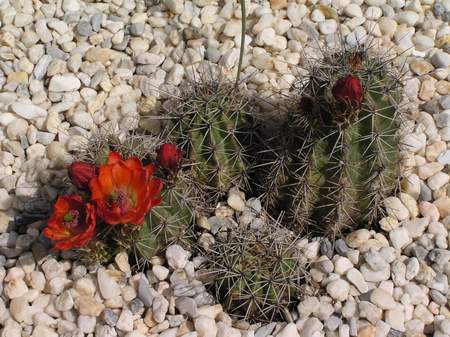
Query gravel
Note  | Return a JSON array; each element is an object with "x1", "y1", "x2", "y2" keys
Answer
[{"x1": 0, "y1": 0, "x2": 449, "y2": 335}]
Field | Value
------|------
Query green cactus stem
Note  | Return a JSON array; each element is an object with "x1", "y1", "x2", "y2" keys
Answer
[
  {"x1": 254, "y1": 46, "x2": 403, "y2": 237},
  {"x1": 163, "y1": 74, "x2": 254, "y2": 204}
]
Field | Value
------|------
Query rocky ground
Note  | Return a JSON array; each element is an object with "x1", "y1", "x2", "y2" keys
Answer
[{"x1": 0, "y1": 0, "x2": 450, "y2": 336}]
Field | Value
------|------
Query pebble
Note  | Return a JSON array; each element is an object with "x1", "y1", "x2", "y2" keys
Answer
[
  {"x1": 326, "y1": 279, "x2": 350, "y2": 301},
  {"x1": 194, "y1": 316, "x2": 217, "y2": 337},
  {"x1": 369, "y1": 288, "x2": 397, "y2": 310},
  {"x1": 0, "y1": 1, "x2": 449, "y2": 337},
  {"x1": 277, "y1": 323, "x2": 300, "y2": 337},
  {"x1": 431, "y1": 51, "x2": 450, "y2": 68},
  {"x1": 346, "y1": 268, "x2": 369, "y2": 293},
  {"x1": 166, "y1": 245, "x2": 190, "y2": 270},
  {"x1": 48, "y1": 74, "x2": 81, "y2": 92}
]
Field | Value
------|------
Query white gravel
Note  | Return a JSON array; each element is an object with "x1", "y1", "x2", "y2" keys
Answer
[{"x1": 0, "y1": 0, "x2": 449, "y2": 335}]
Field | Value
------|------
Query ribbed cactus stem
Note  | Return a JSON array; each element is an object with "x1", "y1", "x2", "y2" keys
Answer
[
  {"x1": 253, "y1": 47, "x2": 403, "y2": 236},
  {"x1": 137, "y1": 183, "x2": 194, "y2": 260},
  {"x1": 166, "y1": 78, "x2": 252, "y2": 203}
]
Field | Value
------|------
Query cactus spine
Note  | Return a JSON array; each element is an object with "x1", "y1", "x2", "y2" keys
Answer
[{"x1": 254, "y1": 47, "x2": 403, "y2": 236}]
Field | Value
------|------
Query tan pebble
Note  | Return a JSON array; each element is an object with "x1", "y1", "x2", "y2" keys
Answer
[
  {"x1": 419, "y1": 201, "x2": 440, "y2": 222},
  {"x1": 419, "y1": 76, "x2": 437, "y2": 101},
  {"x1": 436, "y1": 80, "x2": 450, "y2": 95},
  {"x1": 379, "y1": 216, "x2": 399, "y2": 231},
  {"x1": 434, "y1": 196, "x2": 450, "y2": 218},
  {"x1": 410, "y1": 60, "x2": 434, "y2": 75},
  {"x1": 425, "y1": 141, "x2": 446, "y2": 162},
  {"x1": 7, "y1": 72, "x2": 28, "y2": 84},
  {"x1": 357, "y1": 324, "x2": 376, "y2": 337},
  {"x1": 143, "y1": 309, "x2": 157, "y2": 328},
  {"x1": 74, "y1": 295, "x2": 105, "y2": 316},
  {"x1": 0, "y1": 31, "x2": 15, "y2": 46},
  {"x1": 270, "y1": 0, "x2": 287, "y2": 9}
]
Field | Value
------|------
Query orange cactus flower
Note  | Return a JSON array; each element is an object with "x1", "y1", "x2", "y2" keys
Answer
[
  {"x1": 44, "y1": 195, "x2": 96, "y2": 250},
  {"x1": 89, "y1": 151, "x2": 164, "y2": 225}
]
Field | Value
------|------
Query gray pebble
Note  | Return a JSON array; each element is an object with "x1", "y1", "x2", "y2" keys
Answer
[
  {"x1": 441, "y1": 96, "x2": 450, "y2": 110},
  {"x1": 419, "y1": 181, "x2": 432, "y2": 201},
  {"x1": 102, "y1": 309, "x2": 119, "y2": 326},
  {"x1": 32, "y1": 55, "x2": 52, "y2": 80},
  {"x1": 112, "y1": 35, "x2": 130, "y2": 51},
  {"x1": 91, "y1": 13, "x2": 102, "y2": 31},
  {"x1": 130, "y1": 23, "x2": 145, "y2": 36},
  {"x1": 47, "y1": 47, "x2": 68, "y2": 60},
  {"x1": 433, "y1": 1, "x2": 446, "y2": 16},
  {"x1": 320, "y1": 238, "x2": 333, "y2": 258},
  {"x1": 76, "y1": 21, "x2": 94, "y2": 36},
  {"x1": 129, "y1": 298, "x2": 144, "y2": 314},
  {"x1": 421, "y1": 100, "x2": 440, "y2": 114},
  {"x1": 175, "y1": 297, "x2": 198, "y2": 317}
]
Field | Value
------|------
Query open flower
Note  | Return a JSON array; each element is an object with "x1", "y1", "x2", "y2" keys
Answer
[
  {"x1": 89, "y1": 152, "x2": 163, "y2": 225},
  {"x1": 332, "y1": 75, "x2": 363, "y2": 106},
  {"x1": 156, "y1": 143, "x2": 182, "y2": 177},
  {"x1": 68, "y1": 161, "x2": 98, "y2": 189},
  {"x1": 44, "y1": 195, "x2": 96, "y2": 250}
]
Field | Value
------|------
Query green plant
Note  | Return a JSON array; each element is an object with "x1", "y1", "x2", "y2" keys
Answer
[
  {"x1": 72, "y1": 129, "x2": 193, "y2": 266},
  {"x1": 162, "y1": 73, "x2": 254, "y2": 205},
  {"x1": 201, "y1": 219, "x2": 307, "y2": 322},
  {"x1": 253, "y1": 46, "x2": 404, "y2": 237}
]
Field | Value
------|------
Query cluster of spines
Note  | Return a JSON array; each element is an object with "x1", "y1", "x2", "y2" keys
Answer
[
  {"x1": 202, "y1": 218, "x2": 308, "y2": 322},
  {"x1": 163, "y1": 72, "x2": 254, "y2": 206},
  {"x1": 252, "y1": 44, "x2": 404, "y2": 238}
]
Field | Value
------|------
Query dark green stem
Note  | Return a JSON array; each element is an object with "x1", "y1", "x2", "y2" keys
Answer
[{"x1": 235, "y1": 0, "x2": 246, "y2": 87}]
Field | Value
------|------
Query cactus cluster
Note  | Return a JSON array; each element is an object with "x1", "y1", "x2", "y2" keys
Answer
[
  {"x1": 62, "y1": 45, "x2": 404, "y2": 321},
  {"x1": 202, "y1": 217, "x2": 308, "y2": 322},
  {"x1": 253, "y1": 46, "x2": 404, "y2": 237}
]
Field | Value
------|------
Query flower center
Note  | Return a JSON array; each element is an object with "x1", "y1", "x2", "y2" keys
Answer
[
  {"x1": 63, "y1": 210, "x2": 80, "y2": 228},
  {"x1": 108, "y1": 190, "x2": 130, "y2": 215}
]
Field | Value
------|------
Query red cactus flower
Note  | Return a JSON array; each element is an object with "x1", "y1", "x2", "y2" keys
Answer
[
  {"x1": 68, "y1": 161, "x2": 98, "y2": 189},
  {"x1": 44, "y1": 195, "x2": 96, "y2": 250},
  {"x1": 332, "y1": 75, "x2": 363, "y2": 106},
  {"x1": 89, "y1": 151, "x2": 164, "y2": 226},
  {"x1": 156, "y1": 143, "x2": 183, "y2": 176}
]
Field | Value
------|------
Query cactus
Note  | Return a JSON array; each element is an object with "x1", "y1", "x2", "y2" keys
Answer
[
  {"x1": 202, "y1": 218, "x2": 308, "y2": 322},
  {"x1": 162, "y1": 71, "x2": 254, "y2": 205},
  {"x1": 73, "y1": 128, "x2": 194, "y2": 265},
  {"x1": 254, "y1": 46, "x2": 404, "y2": 237},
  {"x1": 134, "y1": 174, "x2": 196, "y2": 261}
]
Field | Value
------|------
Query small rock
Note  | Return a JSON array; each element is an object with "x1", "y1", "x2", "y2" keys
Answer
[
  {"x1": 116, "y1": 309, "x2": 133, "y2": 332},
  {"x1": 166, "y1": 245, "x2": 190, "y2": 269},
  {"x1": 369, "y1": 288, "x2": 396, "y2": 310},
  {"x1": 98, "y1": 268, "x2": 121, "y2": 300},
  {"x1": 384, "y1": 197, "x2": 409, "y2": 221},
  {"x1": 431, "y1": 51, "x2": 450, "y2": 69},
  {"x1": 389, "y1": 227, "x2": 411, "y2": 249},
  {"x1": 277, "y1": 323, "x2": 300, "y2": 337},
  {"x1": 326, "y1": 279, "x2": 350, "y2": 301},
  {"x1": 11, "y1": 102, "x2": 47, "y2": 120},
  {"x1": 346, "y1": 268, "x2": 369, "y2": 293},
  {"x1": 194, "y1": 315, "x2": 217, "y2": 337},
  {"x1": 48, "y1": 74, "x2": 81, "y2": 92}
]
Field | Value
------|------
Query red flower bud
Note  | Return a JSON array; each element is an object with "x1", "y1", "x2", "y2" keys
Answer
[
  {"x1": 332, "y1": 75, "x2": 363, "y2": 106},
  {"x1": 68, "y1": 161, "x2": 98, "y2": 189},
  {"x1": 156, "y1": 144, "x2": 182, "y2": 176}
]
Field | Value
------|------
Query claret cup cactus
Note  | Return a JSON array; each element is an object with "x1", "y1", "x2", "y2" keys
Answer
[
  {"x1": 254, "y1": 46, "x2": 404, "y2": 237},
  {"x1": 161, "y1": 71, "x2": 254, "y2": 205}
]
